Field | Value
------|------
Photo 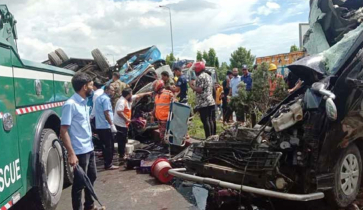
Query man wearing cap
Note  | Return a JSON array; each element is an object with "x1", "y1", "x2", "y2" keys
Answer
[{"x1": 240, "y1": 65, "x2": 252, "y2": 91}]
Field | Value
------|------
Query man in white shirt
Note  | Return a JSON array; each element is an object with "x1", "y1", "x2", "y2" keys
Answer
[
  {"x1": 114, "y1": 87, "x2": 151, "y2": 161},
  {"x1": 90, "y1": 78, "x2": 104, "y2": 132},
  {"x1": 229, "y1": 68, "x2": 241, "y2": 97},
  {"x1": 228, "y1": 68, "x2": 244, "y2": 124}
]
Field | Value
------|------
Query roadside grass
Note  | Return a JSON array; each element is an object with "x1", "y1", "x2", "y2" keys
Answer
[
  {"x1": 189, "y1": 114, "x2": 224, "y2": 139},
  {"x1": 187, "y1": 87, "x2": 224, "y2": 139}
]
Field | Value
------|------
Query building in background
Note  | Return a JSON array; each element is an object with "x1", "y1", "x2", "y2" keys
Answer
[
  {"x1": 299, "y1": 23, "x2": 310, "y2": 49},
  {"x1": 255, "y1": 51, "x2": 305, "y2": 76},
  {"x1": 255, "y1": 23, "x2": 309, "y2": 77}
]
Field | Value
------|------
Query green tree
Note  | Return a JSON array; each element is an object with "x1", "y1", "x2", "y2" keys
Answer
[
  {"x1": 202, "y1": 51, "x2": 209, "y2": 64},
  {"x1": 215, "y1": 57, "x2": 220, "y2": 68},
  {"x1": 217, "y1": 62, "x2": 229, "y2": 81},
  {"x1": 165, "y1": 52, "x2": 176, "y2": 67},
  {"x1": 230, "y1": 62, "x2": 270, "y2": 125},
  {"x1": 290, "y1": 44, "x2": 299, "y2": 52},
  {"x1": 229, "y1": 47, "x2": 255, "y2": 70},
  {"x1": 208, "y1": 48, "x2": 217, "y2": 67},
  {"x1": 196, "y1": 51, "x2": 203, "y2": 61}
]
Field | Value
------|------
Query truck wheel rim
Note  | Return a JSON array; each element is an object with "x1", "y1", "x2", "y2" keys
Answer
[
  {"x1": 47, "y1": 147, "x2": 61, "y2": 195},
  {"x1": 340, "y1": 154, "x2": 359, "y2": 195}
]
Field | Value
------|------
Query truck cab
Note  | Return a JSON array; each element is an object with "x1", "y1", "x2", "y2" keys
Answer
[{"x1": 0, "y1": 5, "x2": 74, "y2": 210}]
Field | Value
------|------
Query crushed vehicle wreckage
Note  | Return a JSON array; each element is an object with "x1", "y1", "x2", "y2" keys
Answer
[
  {"x1": 170, "y1": 0, "x2": 363, "y2": 209},
  {"x1": 44, "y1": 45, "x2": 173, "y2": 138}
]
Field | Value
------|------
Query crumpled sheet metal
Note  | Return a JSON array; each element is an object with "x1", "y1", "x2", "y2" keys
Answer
[{"x1": 305, "y1": 0, "x2": 363, "y2": 55}]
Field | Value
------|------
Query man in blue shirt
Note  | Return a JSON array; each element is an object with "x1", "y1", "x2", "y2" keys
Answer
[
  {"x1": 95, "y1": 84, "x2": 118, "y2": 170},
  {"x1": 172, "y1": 67, "x2": 188, "y2": 103},
  {"x1": 60, "y1": 72, "x2": 98, "y2": 210},
  {"x1": 241, "y1": 65, "x2": 252, "y2": 91}
]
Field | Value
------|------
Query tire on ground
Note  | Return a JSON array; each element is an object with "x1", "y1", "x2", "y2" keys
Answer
[
  {"x1": 91, "y1": 48, "x2": 110, "y2": 72},
  {"x1": 60, "y1": 141, "x2": 74, "y2": 186},
  {"x1": 326, "y1": 143, "x2": 362, "y2": 208},
  {"x1": 55, "y1": 48, "x2": 69, "y2": 63},
  {"x1": 35, "y1": 129, "x2": 64, "y2": 210},
  {"x1": 48, "y1": 52, "x2": 63, "y2": 66}
]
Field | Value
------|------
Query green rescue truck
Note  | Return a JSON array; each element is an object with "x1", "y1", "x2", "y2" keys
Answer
[{"x1": 0, "y1": 5, "x2": 74, "y2": 210}]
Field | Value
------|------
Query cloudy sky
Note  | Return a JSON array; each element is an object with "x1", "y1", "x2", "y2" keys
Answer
[{"x1": 3, "y1": 0, "x2": 310, "y2": 64}]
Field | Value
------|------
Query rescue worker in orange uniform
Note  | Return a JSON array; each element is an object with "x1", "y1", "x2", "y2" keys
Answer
[
  {"x1": 114, "y1": 87, "x2": 151, "y2": 162},
  {"x1": 268, "y1": 63, "x2": 284, "y2": 96},
  {"x1": 152, "y1": 80, "x2": 174, "y2": 146}
]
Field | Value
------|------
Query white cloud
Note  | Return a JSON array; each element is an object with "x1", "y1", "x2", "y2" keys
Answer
[
  {"x1": 266, "y1": 1, "x2": 280, "y2": 9},
  {"x1": 139, "y1": 17, "x2": 166, "y2": 28},
  {"x1": 257, "y1": 1, "x2": 280, "y2": 16},
  {"x1": 183, "y1": 22, "x2": 300, "y2": 63},
  {"x1": 2, "y1": 0, "x2": 307, "y2": 64}
]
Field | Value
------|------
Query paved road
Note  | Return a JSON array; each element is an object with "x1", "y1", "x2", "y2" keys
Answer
[
  {"x1": 58, "y1": 169, "x2": 197, "y2": 210},
  {"x1": 12, "y1": 155, "x2": 200, "y2": 210},
  {"x1": 11, "y1": 154, "x2": 349, "y2": 210}
]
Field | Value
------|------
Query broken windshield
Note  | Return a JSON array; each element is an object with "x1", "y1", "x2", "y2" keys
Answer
[{"x1": 322, "y1": 24, "x2": 363, "y2": 75}]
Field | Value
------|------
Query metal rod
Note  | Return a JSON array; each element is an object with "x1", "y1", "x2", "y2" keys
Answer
[
  {"x1": 168, "y1": 7, "x2": 174, "y2": 57},
  {"x1": 160, "y1": 6, "x2": 174, "y2": 56},
  {"x1": 169, "y1": 168, "x2": 325, "y2": 202}
]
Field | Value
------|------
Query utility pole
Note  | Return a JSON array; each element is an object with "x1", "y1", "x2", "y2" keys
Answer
[{"x1": 159, "y1": 5, "x2": 174, "y2": 56}]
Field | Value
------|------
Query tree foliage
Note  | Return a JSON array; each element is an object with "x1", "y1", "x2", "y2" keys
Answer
[
  {"x1": 290, "y1": 44, "x2": 299, "y2": 52},
  {"x1": 215, "y1": 57, "x2": 220, "y2": 68},
  {"x1": 229, "y1": 47, "x2": 255, "y2": 70},
  {"x1": 230, "y1": 62, "x2": 288, "y2": 124},
  {"x1": 207, "y1": 48, "x2": 217, "y2": 67},
  {"x1": 196, "y1": 51, "x2": 203, "y2": 61},
  {"x1": 202, "y1": 51, "x2": 208, "y2": 63},
  {"x1": 165, "y1": 52, "x2": 176, "y2": 67},
  {"x1": 217, "y1": 62, "x2": 229, "y2": 82}
]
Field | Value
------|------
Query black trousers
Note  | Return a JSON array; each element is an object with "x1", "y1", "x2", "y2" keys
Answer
[
  {"x1": 199, "y1": 105, "x2": 216, "y2": 138},
  {"x1": 115, "y1": 125, "x2": 128, "y2": 157},
  {"x1": 72, "y1": 151, "x2": 97, "y2": 210},
  {"x1": 96, "y1": 129, "x2": 113, "y2": 168}
]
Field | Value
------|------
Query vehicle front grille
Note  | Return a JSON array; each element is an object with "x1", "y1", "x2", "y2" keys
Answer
[{"x1": 185, "y1": 143, "x2": 282, "y2": 172}]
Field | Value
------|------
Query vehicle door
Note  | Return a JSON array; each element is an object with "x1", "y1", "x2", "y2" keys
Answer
[{"x1": 0, "y1": 47, "x2": 22, "y2": 204}]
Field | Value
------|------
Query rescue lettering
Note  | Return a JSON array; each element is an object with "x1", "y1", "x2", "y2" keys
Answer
[{"x1": 0, "y1": 159, "x2": 21, "y2": 192}]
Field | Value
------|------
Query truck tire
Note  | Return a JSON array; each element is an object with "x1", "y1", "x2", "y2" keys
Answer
[
  {"x1": 55, "y1": 48, "x2": 69, "y2": 63},
  {"x1": 48, "y1": 52, "x2": 63, "y2": 66},
  {"x1": 326, "y1": 143, "x2": 362, "y2": 208},
  {"x1": 35, "y1": 129, "x2": 64, "y2": 210},
  {"x1": 60, "y1": 141, "x2": 74, "y2": 186},
  {"x1": 91, "y1": 48, "x2": 110, "y2": 72}
]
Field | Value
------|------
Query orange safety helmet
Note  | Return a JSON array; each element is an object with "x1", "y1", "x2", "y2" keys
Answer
[
  {"x1": 152, "y1": 79, "x2": 165, "y2": 92},
  {"x1": 193, "y1": 61, "x2": 205, "y2": 74}
]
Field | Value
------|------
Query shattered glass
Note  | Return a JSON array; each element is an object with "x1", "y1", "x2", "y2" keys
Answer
[
  {"x1": 304, "y1": 23, "x2": 330, "y2": 55},
  {"x1": 323, "y1": 24, "x2": 363, "y2": 74},
  {"x1": 304, "y1": 0, "x2": 363, "y2": 55}
]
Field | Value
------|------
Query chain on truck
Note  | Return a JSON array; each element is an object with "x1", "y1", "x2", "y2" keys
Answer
[{"x1": 0, "y1": 5, "x2": 75, "y2": 210}]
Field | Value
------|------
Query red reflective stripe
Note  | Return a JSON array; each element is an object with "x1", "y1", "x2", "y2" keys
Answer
[
  {"x1": 1, "y1": 200, "x2": 13, "y2": 210},
  {"x1": 14, "y1": 101, "x2": 67, "y2": 115}
]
